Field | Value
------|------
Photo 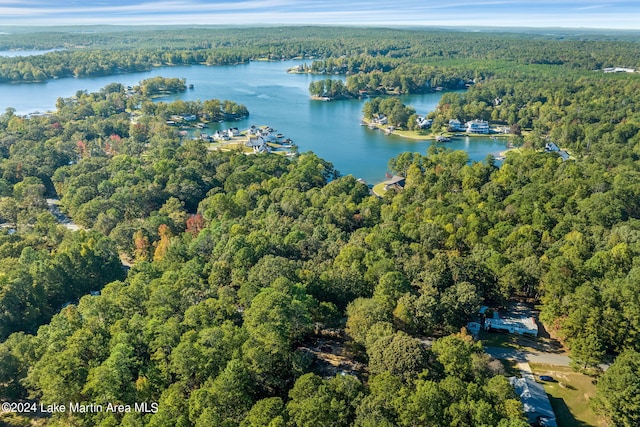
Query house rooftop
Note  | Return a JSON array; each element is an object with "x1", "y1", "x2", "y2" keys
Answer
[
  {"x1": 385, "y1": 175, "x2": 406, "y2": 186},
  {"x1": 511, "y1": 372, "x2": 558, "y2": 427}
]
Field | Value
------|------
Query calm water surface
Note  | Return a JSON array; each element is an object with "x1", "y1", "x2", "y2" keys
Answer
[
  {"x1": 0, "y1": 49, "x2": 64, "y2": 57},
  {"x1": 0, "y1": 60, "x2": 507, "y2": 183}
]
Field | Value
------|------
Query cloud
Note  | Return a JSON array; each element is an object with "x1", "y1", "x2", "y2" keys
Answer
[
  {"x1": 4, "y1": 0, "x2": 290, "y2": 15},
  {"x1": 0, "y1": 0, "x2": 639, "y2": 29},
  {"x1": 576, "y1": 3, "x2": 612, "y2": 9}
]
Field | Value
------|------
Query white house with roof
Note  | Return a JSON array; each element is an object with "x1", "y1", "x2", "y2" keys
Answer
[
  {"x1": 485, "y1": 311, "x2": 538, "y2": 336},
  {"x1": 466, "y1": 119, "x2": 490, "y2": 134},
  {"x1": 603, "y1": 67, "x2": 635, "y2": 73},
  {"x1": 510, "y1": 374, "x2": 558, "y2": 427},
  {"x1": 545, "y1": 142, "x2": 570, "y2": 161},
  {"x1": 246, "y1": 137, "x2": 271, "y2": 154},
  {"x1": 383, "y1": 175, "x2": 406, "y2": 191},
  {"x1": 372, "y1": 113, "x2": 388, "y2": 125},
  {"x1": 261, "y1": 133, "x2": 277, "y2": 143},
  {"x1": 448, "y1": 119, "x2": 464, "y2": 131},
  {"x1": 416, "y1": 115, "x2": 433, "y2": 129},
  {"x1": 213, "y1": 130, "x2": 230, "y2": 141}
]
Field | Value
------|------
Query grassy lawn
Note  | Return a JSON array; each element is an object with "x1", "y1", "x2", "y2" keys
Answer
[
  {"x1": 372, "y1": 182, "x2": 387, "y2": 197},
  {"x1": 529, "y1": 363, "x2": 608, "y2": 427},
  {"x1": 479, "y1": 329, "x2": 521, "y2": 348},
  {"x1": 391, "y1": 128, "x2": 434, "y2": 140}
]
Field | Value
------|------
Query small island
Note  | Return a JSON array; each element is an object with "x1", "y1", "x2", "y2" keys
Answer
[
  {"x1": 308, "y1": 78, "x2": 353, "y2": 101},
  {"x1": 138, "y1": 76, "x2": 187, "y2": 97}
]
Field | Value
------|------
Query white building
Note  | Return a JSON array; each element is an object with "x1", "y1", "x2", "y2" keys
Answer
[
  {"x1": 510, "y1": 375, "x2": 558, "y2": 427},
  {"x1": 448, "y1": 119, "x2": 464, "y2": 131},
  {"x1": 212, "y1": 130, "x2": 230, "y2": 141},
  {"x1": 603, "y1": 67, "x2": 635, "y2": 73},
  {"x1": 246, "y1": 137, "x2": 271, "y2": 153},
  {"x1": 545, "y1": 142, "x2": 570, "y2": 161},
  {"x1": 416, "y1": 115, "x2": 432, "y2": 129},
  {"x1": 485, "y1": 314, "x2": 538, "y2": 336},
  {"x1": 466, "y1": 119, "x2": 490, "y2": 134}
]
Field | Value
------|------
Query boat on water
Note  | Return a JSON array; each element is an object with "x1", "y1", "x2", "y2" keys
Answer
[{"x1": 436, "y1": 135, "x2": 451, "y2": 142}]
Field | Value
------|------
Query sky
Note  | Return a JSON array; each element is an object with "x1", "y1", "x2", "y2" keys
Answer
[{"x1": 0, "y1": 0, "x2": 639, "y2": 30}]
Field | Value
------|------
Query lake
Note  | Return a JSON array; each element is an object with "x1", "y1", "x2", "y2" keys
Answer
[
  {"x1": 0, "y1": 49, "x2": 64, "y2": 57},
  {"x1": 0, "y1": 60, "x2": 508, "y2": 183}
]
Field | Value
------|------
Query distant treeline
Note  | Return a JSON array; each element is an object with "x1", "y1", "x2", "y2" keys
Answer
[{"x1": 2, "y1": 26, "x2": 640, "y2": 82}]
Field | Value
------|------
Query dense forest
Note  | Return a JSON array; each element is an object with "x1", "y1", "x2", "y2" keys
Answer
[
  {"x1": 0, "y1": 81, "x2": 530, "y2": 427},
  {"x1": 2, "y1": 26, "x2": 640, "y2": 83},
  {"x1": 0, "y1": 26, "x2": 639, "y2": 426},
  {"x1": 361, "y1": 97, "x2": 417, "y2": 130},
  {"x1": 307, "y1": 79, "x2": 352, "y2": 100}
]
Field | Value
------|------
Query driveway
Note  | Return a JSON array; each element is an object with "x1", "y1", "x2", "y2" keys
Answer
[
  {"x1": 485, "y1": 346, "x2": 571, "y2": 366},
  {"x1": 46, "y1": 198, "x2": 82, "y2": 231}
]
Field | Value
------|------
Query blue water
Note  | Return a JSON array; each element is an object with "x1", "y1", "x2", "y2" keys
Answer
[{"x1": 0, "y1": 60, "x2": 507, "y2": 183}]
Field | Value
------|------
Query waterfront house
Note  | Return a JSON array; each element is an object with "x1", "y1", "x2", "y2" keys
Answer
[
  {"x1": 372, "y1": 114, "x2": 388, "y2": 125},
  {"x1": 246, "y1": 137, "x2": 271, "y2": 154},
  {"x1": 213, "y1": 130, "x2": 230, "y2": 141},
  {"x1": 265, "y1": 133, "x2": 278, "y2": 143},
  {"x1": 383, "y1": 175, "x2": 406, "y2": 191},
  {"x1": 254, "y1": 144, "x2": 270, "y2": 154},
  {"x1": 466, "y1": 119, "x2": 490, "y2": 134},
  {"x1": 416, "y1": 115, "x2": 433, "y2": 129},
  {"x1": 448, "y1": 119, "x2": 464, "y2": 132}
]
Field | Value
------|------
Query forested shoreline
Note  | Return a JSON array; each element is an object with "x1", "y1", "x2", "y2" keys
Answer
[
  {"x1": 2, "y1": 26, "x2": 640, "y2": 83},
  {"x1": 0, "y1": 26, "x2": 639, "y2": 426}
]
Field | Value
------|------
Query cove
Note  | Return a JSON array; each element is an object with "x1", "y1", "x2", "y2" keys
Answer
[{"x1": 0, "y1": 60, "x2": 507, "y2": 183}]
